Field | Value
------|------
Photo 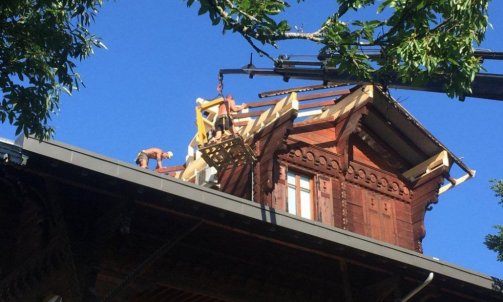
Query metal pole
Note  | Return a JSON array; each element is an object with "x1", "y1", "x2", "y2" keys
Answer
[{"x1": 400, "y1": 272, "x2": 434, "y2": 302}]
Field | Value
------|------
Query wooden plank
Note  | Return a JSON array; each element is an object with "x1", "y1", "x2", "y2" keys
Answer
[
  {"x1": 348, "y1": 220, "x2": 365, "y2": 234},
  {"x1": 290, "y1": 130, "x2": 334, "y2": 147},
  {"x1": 299, "y1": 99, "x2": 338, "y2": 110},
  {"x1": 352, "y1": 140, "x2": 383, "y2": 171},
  {"x1": 234, "y1": 109, "x2": 266, "y2": 119},
  {"x1": 272, "y1": 165, "x2": 287, "y2": 210},
  {"x1": 439, "y1": 172, "x2": 475, "y2": 195},
  {"x1": 219, "y1": 164, "x2": 252, "y2": 199},
  {"x1": 403, "y1": 151, "x2": 449, "y2": 182},
  {"x1": 155, "y1": 165, "x2": 186, "y2": 173},
  {"x1": 258, "y1": 83, "x2": 349, "y2": 98},
  {"x1": 317, "y1": 175, "x2": 334, "y2": 225},
  {"x1": 347, "y1": 203, "x2": 364, "y2": 221},
  {"x1": 367, "y1": 106, "x2": 430, "y2": 160},
  {"x1": 245, "y1": 89, "x2": 351, "y2": 109},
  {"x1": 396, "y1": 220, "x2": 413, "y2": 234},
  {"x1": 332, "y1": 178, "x2": 343, "y2": 229},
  {"x1": 239, "y1": 98, "x2": 338, "y2": 120},
  {"x1": 240, "y1": 92, "x2": 298, "y2": 142},
  {"x1": 355, "y1": 124, "x2": 412, "y2": 171},
  {"x1": 179, "y1": 157, "x2": 208, "y2": 181},
  {"x1": 233, "y1": 121, "x2": 248, "y2": 127},
  {"x1": 291, "y1": 119, "x2": 337, "y2": 135},
  {"x1": 309, "y1": 86, "x2": 372, "y2": 122},
  {"x1": 394, "y1": 201, "x2": 411, "y2": 223}
]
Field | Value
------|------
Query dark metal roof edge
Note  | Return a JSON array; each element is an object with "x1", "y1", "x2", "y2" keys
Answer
[
  {"x1": 10, "y1": 136, "x2": 496, "y2": 291},
  {"x1": 0, "y1": 138, "x2": 26, "y2": 166},
  {"x1": 371, "y1": 86, "x2": 474, "y2": 176}
]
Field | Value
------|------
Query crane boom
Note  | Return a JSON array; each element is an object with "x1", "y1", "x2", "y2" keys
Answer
[{"x1": 220, "y1": 53, "x2": 503, "y2": 101}]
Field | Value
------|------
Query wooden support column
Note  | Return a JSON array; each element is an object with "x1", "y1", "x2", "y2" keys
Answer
[
  {"x1": 340, "y1": 260, "x2": 353, "y2": 302},
  {"x1": 359, "y1": 274, "x2": 401, "y2": 302}
]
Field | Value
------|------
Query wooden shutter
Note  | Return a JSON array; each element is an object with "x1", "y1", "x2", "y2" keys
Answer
[{"x1": 316, "y1": 175, "x2": 334, "y2": 225}]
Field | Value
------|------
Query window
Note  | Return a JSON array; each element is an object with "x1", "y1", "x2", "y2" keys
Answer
[{"x1": 287, "y1": 171, "x2": 313, "y2": 219}]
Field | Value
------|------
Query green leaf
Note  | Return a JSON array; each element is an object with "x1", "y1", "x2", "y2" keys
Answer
[{"x1": 0, "y1": 0, "x2": 106, "y2": 140}]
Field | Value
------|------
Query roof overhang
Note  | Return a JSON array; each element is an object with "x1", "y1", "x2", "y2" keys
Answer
[
  {"x1": 1, "y1": 136, "x2": 500, "y2": 301},
  {"x1": 289, "y1": 85, "x2": 474, "y2": 192}
]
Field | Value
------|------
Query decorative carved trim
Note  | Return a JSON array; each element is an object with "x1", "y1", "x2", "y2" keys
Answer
[
  {"x1": 279, "y1": 142, "x2": 343, "y2": 178},
  {"x1": 345, "y1": 162, "x2": 412, "y2": 202},
  {"x1": 340, "y1": 181, "x2": 348, "y2": 230},
  {"x1": 279, "y1": 144, "x2": 412, "y2": 202}
]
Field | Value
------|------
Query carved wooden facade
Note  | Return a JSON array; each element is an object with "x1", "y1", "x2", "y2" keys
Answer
[{"x1": 218, "y1": 85, "x2": 471, "y2": 253}]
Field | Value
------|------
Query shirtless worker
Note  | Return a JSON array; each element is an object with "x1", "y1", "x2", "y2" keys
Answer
[
  {"x1": 135, "y1": 148, "x2": 173, "y2": 169},
  {"x1": 213, "y1": 94, "x2": 247, "y2": 141}
]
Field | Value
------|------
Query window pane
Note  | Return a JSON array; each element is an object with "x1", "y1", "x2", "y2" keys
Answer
[
  {"x1": 287, "y1": 187, "x2": 297, "y2": 215},
  {"x1": 300, "y1": 190, "x2": 311, "y2": 219},
  {"x1": 300, "y1": 175, "x2": 310, "y2": 190},
  {"x1": 287, "y1": 172, "x2": 296, "y2": 185}
]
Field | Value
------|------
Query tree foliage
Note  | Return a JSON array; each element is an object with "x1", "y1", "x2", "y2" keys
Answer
[
  {"x1": 0, "y1": 0, "x2": 106, "y2": 140},
  {"x1": 485, "y1": 179, "x2": 503, "y2": 261},
  {"x1": 187, "y1": 0, "x2": 490, "y2": 98}
]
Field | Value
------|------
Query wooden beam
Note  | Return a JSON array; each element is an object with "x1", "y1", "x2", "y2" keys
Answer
[
  {"x1": 233, "y1": 121, "x2": 249, "y2": 127},
  {"x1": 355, "y1": 125, "x2": 413, "y2": 170},
  {"x1": 234, "y1": 99, "x2": 338, "y2": 119},
  {"x1": 102, "y1": 221, "x2": 204, "y2": 302},
  {"x1": 340, "y1": 260, "x2": 354, "y2": 302},
  {"x1": 402, "y1": 151, "x2": 449, "y2": 182},
  {"x1": 258, "y1": 83, "x2": 350, "y2": 98},
  {"x1": 234, "y1": 109, "x2": 266, "y2": 119},
  {"x1": 199, "y1": 97, "x2": 224, "y2": 111},
  {"x1": 365, "y1": 106, "x2": 430, "y2": 160},
  {"x1": 156, "y1": 165, "x2": 186, "y2": 174},
  {"x1": 239, "y1": 92, "x2": 298, "y2": 142},
  {"x1": 291, "y1": 118, "x2": 336, "y2": 135},
  {"x1": 246, "y1": 89, "x2": 351, "y2": 109},
  {"x1": 438, "y1": 171, "x2": 476, "y2": 195},
  {"x1": 307, "y1": 85, "x2": 372, "y2": 123},
  {"x1": 359, "y1": 274, "x2": 400, "y2": 302},
  {"x1": 300, "y1": 99, "x2": 338, "y2": 110}
]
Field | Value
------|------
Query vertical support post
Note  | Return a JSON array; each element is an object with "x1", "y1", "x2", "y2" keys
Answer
[{"x1": 340, "y1": 260, "x2": 353, "y2": 302}]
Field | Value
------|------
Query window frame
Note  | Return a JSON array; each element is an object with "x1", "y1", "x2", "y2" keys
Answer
[{"x1": 286, "y1": 168, "x2": 316, "y2": 220}]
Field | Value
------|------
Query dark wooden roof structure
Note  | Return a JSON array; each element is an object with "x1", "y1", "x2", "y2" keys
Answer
[{"x1": 0, "y1": 136, "x2": 502, "y2": 301}]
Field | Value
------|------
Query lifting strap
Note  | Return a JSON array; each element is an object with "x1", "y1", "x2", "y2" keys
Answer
[{"x1": 218, "y1": 75, "x2": 232, "y2": 120}]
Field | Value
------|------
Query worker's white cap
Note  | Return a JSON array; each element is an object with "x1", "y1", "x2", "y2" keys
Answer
[{"x1": 164, "y1": 151, "x2": 173, "y2": 159}]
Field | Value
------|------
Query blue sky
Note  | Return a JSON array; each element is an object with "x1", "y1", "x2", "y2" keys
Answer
[{"x1": 1, "y1": 1, "x2": 503, "y2": 277}]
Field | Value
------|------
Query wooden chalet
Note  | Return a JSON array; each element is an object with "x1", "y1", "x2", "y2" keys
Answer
[
  {"x1": 180, "y1": 85, "x2": 474, "y2": 253},
  {"x1": 0, "y1": 84, "x2": 501, "y2": 302}
]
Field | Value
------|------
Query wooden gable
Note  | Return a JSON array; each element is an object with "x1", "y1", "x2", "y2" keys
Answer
[{"x1": 181, "y1": 85, "x2": 473, "y2": 253}]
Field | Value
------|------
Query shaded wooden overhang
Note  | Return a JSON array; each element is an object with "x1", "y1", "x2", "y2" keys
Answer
[
  {"x1": 2, "y1": 137, "x2": 501, "y2": 301},
  {"x1": 287, "y1": 85, "x2": 474, "y2": 190}
]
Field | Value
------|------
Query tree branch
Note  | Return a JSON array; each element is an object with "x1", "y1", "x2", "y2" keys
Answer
[
  {"x1": 281, "y1": 31, "x2": 323, "y2": 42},
  {"x1": 208, "y1": 0, "x2": 275, "y2": 61},
  {"x1": 242, "y1": 35, "x2": 276, "y2": 62},
  {"x1": 222, "y1": 0, "x2": 259, "y2": 23}
]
